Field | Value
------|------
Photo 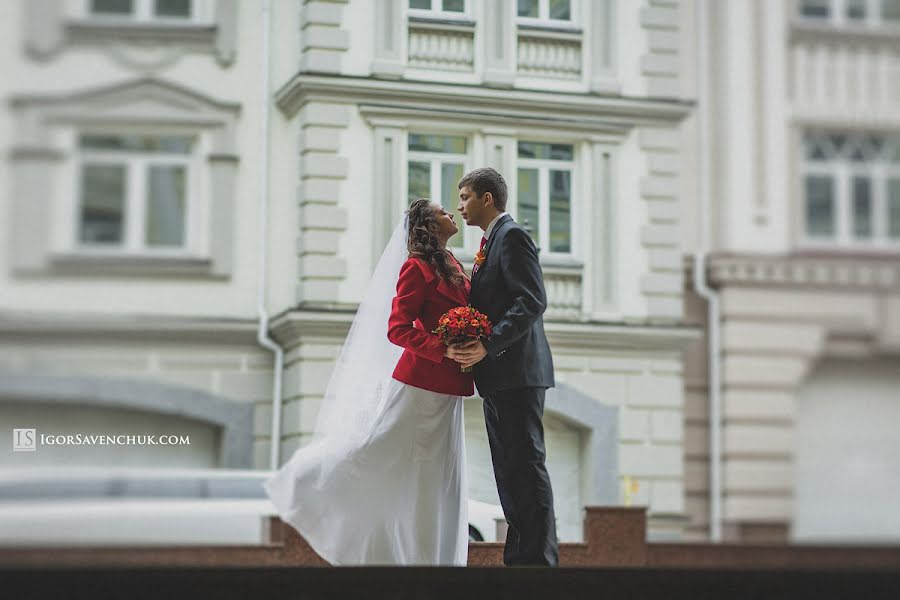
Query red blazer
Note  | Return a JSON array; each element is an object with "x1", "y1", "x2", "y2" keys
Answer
[{"x1": 387, "y1": 256, "x2": 474, "y2": 397}]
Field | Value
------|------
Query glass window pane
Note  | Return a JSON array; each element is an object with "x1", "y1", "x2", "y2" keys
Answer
[
  {"x1": 146, "y1": 165, "x2": 187, "y2": 246},
  {"x1": 885, "y1": 136, "x2": 900, "y2": 163},
  {"x1": 517, "y1": 141, "x2": 574, "y2": 161},
  {"x1": 408, "y1": 134, "x2": 467, "y2": 154},
  {"x1": 852, "y1": 176, "x2": 872, "y2": 239},
  {"x1": 440, "y1": 163, "x2": 465, "y2": 247},
  {"x1": 518, "y1": 141, "x2": 539, "y2": 159},
  {"x1": 804, "y1": 135, "x2": 830, "y2": 161},
  {"x1": 849, "y1": 140, "x2": 868, "y2": 162},
  {"x1": 805, "y1": 175, "x2": 835, "y2": 237},
  {"x1": 517, "y1": 168, "x2": 540, "y2": 247},
  {"x1": 549, "y1": 170, "x2": 571, "y2": 253},
  {"x1": 518, "y1": 0, "x2": 539, "y2": 17},
  {"x1": 549, "y1": 143, "x2": 574, "y2": 160},
  {"x1": 80, "y1": 134, "x2": 192, "y2": 154},
  {"x1": 829, "y1": 133, "x2": 848, "y2": 156},
  {"x1": 91, "y1": 0, "x2": 133, "y2": 14},
  {"x1": 889, "y1": 179, "x2": 900, "y2": 238},
  {"x1": 800, "y1": 0, "x2": 830, "y2": 18},
  {"x1": 155, "y1": 0, "x2": 191, "y2": 18},
  {"x1": 408, "y1": 161, "x2": 431, "y2": 203},
  {"x1": 80, "y1": 164, "x2": 126, "y2": 244},
  {"x1": 883, "y1": 0, "x2": 900, "y2": 20},
  {"x1": 846, "y1": 0, "x2": 866, "y2": 19},
  {"x1": 409, "y1": 0, "x2": 431, "y2": 9},
  {"x1": 442, "y1": 0, "x2": 465, "y2": 12},
  {"x1": 549, "y1": 0, "x2": 571, "y2": 20},
  {"x1": 868, "y1": 134, "x2": 885, "y2": 157}
]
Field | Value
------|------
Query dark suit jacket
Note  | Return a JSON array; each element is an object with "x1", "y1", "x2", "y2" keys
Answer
[
  {"x1": 387, "y1": 257, "x2": 475, "y2": 397},
  {"x1": 469, "y1": 214, "x2": 555, "y2": 395}
]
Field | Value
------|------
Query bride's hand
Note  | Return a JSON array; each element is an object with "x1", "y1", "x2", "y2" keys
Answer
[
  {"x1": 454, "y1": 340, "x2": 487, "y2": 369},
  {"x1": 445, "y1": 340, "x2": 480, "y2": 362}
]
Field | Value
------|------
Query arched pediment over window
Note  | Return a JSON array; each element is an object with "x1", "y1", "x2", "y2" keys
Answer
[
  {"x1": 0, "y1": 370, "x2": 253, "y2": 468},
  {"x1": 8, "y1": 77, "x2": 240, "y2": 278}
]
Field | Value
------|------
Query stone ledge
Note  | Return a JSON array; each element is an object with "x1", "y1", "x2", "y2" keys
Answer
[{"x1": 5, "y1": 505, "x2": 900, "y2": 570}]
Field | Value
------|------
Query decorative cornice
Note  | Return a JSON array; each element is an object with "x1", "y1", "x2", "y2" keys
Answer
[
  {"x1": 9, "y1": 76, "x2": 241, "y2": 114},
  {"x1": 46, "y1": 253, "x2": 224, "y2": 279},
  {"x1": 9, "y1": 76, "x2": 242, "y2": 153},
  {"x1": 790, "y1": 109, "x2": 900, "y2": 130},
  {"x1": 544, "y1": 321, "x2": 701, "y2": 352},
  {"x1": 66, "y1": 22, "x2": 217, "y2": 45},
  {"x1": 269, "y1": 308, "x2": 701, "y2": 352},
  {"x1": 358, "y1": 104, "x2": 630, "y2": 136},
  {"x1": 269, "y1": 310, "x2": 354, "y2": 346},
  {"x1": 517, "y1": 23, "x2": 584, "y2": 41},
  {"x1": 407, "y1": 16, "x2": 477, "y2": 31},
  {"x1": 789, "y1": 20, "x2": 900, "y2": 47},
  {"x1": 685, "y1": 252, "x2": 900, "y2": 290},
  {"x1": 275, "y1": 73, "x2": 694, "y2": 124},
  {"x1": 0, "y1": 312, "x2": 258, "y2": 344},
  {"x1": 7, "y1": 147, "x2": 66, "y2": 161}
]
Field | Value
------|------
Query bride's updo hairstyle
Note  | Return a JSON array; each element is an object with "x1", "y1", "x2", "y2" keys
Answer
[{"x1": 406, "y1": 198, "x2": 465, "y2": 288}]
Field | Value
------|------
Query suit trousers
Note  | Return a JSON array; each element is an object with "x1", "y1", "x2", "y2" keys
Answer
[{"x1": 482, "y1": 386, "x2": 559, "y2": 566}]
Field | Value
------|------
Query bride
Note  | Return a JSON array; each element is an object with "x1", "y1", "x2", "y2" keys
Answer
[{"x1": 263, "y1": 198, "x2": 475, "y2": 566}]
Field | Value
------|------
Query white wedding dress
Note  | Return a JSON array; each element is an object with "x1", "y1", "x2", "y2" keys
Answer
[
  {"x1": 262, "y1": 217, "x2": 469, "y2": 566},
  {"x1": 263, "y1": 378, "x2": 468, "y2": 566}
]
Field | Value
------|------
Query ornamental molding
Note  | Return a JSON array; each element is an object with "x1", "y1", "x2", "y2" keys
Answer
[
  {"x1": 685, "y1": 252, "x2": 900, "y2": 290},
  {"x1": 275, "y1": 73, "x2": 693, "y2": 125},
  {"x1": 0, "y1": 312, "x2": 258, "y2": 344},
  {"x1": 789, "y1": 21, "x2": 900, "y2": 47},
  {"x1": 358, "y1": 103, "x2": 630, "y2": 137},
  {"x1": 269, "y1": 309, "x2": 700, "y2": 352},
  {"x1": 9, "y1": 76, "x2": 241, "y2": 152}
]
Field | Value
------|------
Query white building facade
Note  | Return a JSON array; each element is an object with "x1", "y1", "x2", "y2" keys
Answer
[
  {"x1": 1, "y1": 0, "x2": 698, "y2": 544},
  {"x1": 683, "y1": 0, "x2": 900, "y2": 543}
]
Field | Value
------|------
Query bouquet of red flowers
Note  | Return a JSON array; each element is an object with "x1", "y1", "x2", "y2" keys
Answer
[{"x1": 432, "y1": 305, "x2": 493, "y2": 372}]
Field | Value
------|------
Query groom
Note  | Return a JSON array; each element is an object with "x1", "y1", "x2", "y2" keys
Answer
[{"x1": 451, "y1": 167, "x2": 559, "y2": 567}]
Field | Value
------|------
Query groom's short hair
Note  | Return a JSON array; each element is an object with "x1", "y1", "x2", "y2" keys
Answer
[{"x1": 458, "y1": 168, "x2": 508, "y2": 211}]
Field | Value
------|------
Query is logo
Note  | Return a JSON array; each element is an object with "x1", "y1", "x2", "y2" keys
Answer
[{"x1": 13, "y1": 428, "x2": 36, "y2": 452}]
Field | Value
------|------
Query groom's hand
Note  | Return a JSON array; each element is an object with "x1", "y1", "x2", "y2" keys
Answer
[{"x1": 453, "y1": 340, "x2": 488, "y2": 369}]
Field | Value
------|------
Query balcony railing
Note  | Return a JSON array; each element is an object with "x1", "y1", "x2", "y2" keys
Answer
[
  {"x1": 407, "y1": 20, "x2": 475, "y2": 73},
  {"x1": 790, "y1": 24, "x2": 899, "y2": 120}
]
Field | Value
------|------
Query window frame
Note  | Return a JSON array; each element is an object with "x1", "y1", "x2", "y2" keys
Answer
[
  {"x1": 67, "y1": 130, "x2": 205, "y2": 258},
  {"x1": 799, "y1": 132, "x2": 900, "y2": 250},
  {"x1": 516, "y1": 0, "x2": 578, "y2": 29},
  {"x1": 407, "y1": 0, "x2": 472, "y2": 22},
  {"x1": 78, "y1": 0, "x2": 212, "y2": 26},
  {"x1": 406, "y1": 133, "x2": 471, "y2": 251},
  {"x1": 795, "y1": 0, "x2": 900, "y2": 29},
  {"x1": 515, "y1": 142, "x2": 578, "y2": 260}
]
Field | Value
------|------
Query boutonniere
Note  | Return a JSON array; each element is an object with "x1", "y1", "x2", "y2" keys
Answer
[{"x1": 473, "y1": 249, "x2": 486, "y2": 268}]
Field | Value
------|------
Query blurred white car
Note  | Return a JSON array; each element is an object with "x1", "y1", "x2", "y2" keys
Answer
[
  {"x1": 467, "y1": 498, "x2": 505, "y2": 542},
  {"x1": 0, "y1": 468, "x2": 510, "y2": 547}
]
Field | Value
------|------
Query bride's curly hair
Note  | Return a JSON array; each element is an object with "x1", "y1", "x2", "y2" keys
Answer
[{"x1": 406, "y1": 198, "x2": 466, "y2": 288}]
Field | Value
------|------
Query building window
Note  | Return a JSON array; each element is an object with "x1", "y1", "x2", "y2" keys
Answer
[
  {"x1": 517, "y1": 141, "x2": 574, "y2": 255},
  {"x1": 408, "y1": 0, "x2": 468, "y2": 19},
  {"x1": 802, "y1": 132, "x2": 900, "y2": 247},
  {"x1": 797, "y1": 0, "x2": 900, "y2": 26},
  {"x1": 85, "y1": 0, "x2": 204, "y2": 23},
  {"x1": 407, "y1": 134, "x2": 468, "y2": 249},
  {"x1": 517, "y1": 0, "x2": 574, "y2": 25},
  {"x1": 76, "y1": 133, "x2": 198, "y2": 253}
]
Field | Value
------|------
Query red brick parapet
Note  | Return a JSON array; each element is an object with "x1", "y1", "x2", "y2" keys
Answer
[{"x1": 2, "y1": 505, "x2": 900, "y2": 570}]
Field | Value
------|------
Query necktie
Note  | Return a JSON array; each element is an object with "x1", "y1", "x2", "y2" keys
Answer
[{"x1": 473, "y1": 236, "x2": 487, "y2": 276}]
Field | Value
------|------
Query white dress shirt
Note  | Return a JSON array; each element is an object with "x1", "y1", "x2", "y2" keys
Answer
[{"x1": 483, "y1": 211, "x2": 508, "y2": 242}]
